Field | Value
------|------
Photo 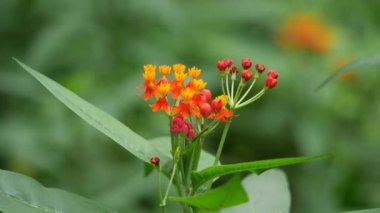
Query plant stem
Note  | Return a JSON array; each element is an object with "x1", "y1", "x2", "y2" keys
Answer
[
  {"x1": 221, "y1": 78, "x2": 226, "y2": 95},
  {"x1": 162, "y1": 160, "x2": 178, "y2": 207},
  {"x1": 207, "y1": 119, "x2": 233, "y2": 190}
]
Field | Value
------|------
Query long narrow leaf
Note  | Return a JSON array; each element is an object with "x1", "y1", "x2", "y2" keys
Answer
[
  {"x1": 14, "y1": 59, "x2": 168, "y2": 164},
  {"x1": 170, "y1": 175, "x2": 248, "y2": 211},
  {"x1": 0, "y1": 169, "x2": 116, "y2": 213},
  {"x1": 316, "y1": 53, "x2": 380, "y2": 90},
  {"x1": 192, "y1": 154, "x2": 329, "y2": 189}
]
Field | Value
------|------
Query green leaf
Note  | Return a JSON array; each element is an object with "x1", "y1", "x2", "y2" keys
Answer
[
  {"x1": 192, "y1": 154, "x2": 329, "y2": 189},
  {"x1": 14, "y1": 59, "x2": 168, "y2": 164},
  {"x1": 170, "y1": 175, "x2": 248, "y2": 211},
  {"x1": 222, "y1": 169, "x2": 290, "y2": 213},
  {"x1": 341, "y1": 209, "x2": 380, "y2": 213},
  {"x1": 0, "y1": 169, "x2": 116, "y2": 213},
  {"x1": 316, "y1": 53, "x2": 380, "y2": 90}
]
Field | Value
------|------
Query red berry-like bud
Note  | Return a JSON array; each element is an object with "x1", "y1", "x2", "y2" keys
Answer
[
  {"x1": 223, "y1": 58, "x2": 233, "y2": 68},
  {"x1": 265, "y1": 77, "x2": 278, "y2": 89},
  {"x1": 241, "y1": 58, "x2": 252, "y2": 69},
  {"x1": 200, "y1": 89, "x2": 212, "y2": 103},
  {"x1": 217, "y1": 60, "x2": 227, "y2": 71},
  {"x1": 230, "y1": 65, "x2": 238, "y2": 74},
  {"x1": 187, "y1": 129, "x2": 196, "y2": 139},
  {"x1": 211, "y1": 98, "x2": 222, "y2": 111},
  {"x1": 267, "y1": 70, "x2": 279, "y2": 79},
  {"x1": 255, "y1": 64, "x2": 266, "y2": 73},
  {"x1": 150, "y1": 156, "x2": 160, "y2": 166},
  {"x1": 200, "y1": 103, "x2": 212, "y2": 117},
  {"x1": 241, "y1": 70, "x2": 253, "y2": 81}
]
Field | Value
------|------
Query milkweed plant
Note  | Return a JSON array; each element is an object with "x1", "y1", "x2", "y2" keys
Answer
[{"x1": 1, "y1": 58, "x2": 328, "y2": 213}]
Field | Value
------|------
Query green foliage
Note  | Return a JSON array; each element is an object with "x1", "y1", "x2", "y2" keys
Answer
[
  {"x1": 14, "y1": 59, "x2": 168, "y2": 165},
  {"x1": 316, "y1": 53, "x2": 380, "y2": 90},
  {"x1": 192, "y1": 155, "x2": 329, "y2": 189},
  {"x1": 170, "y1": 175, "x2": 248, "y2": 211},
  {"x1": 342, "y1": 209, "x2": 380, "y2": 213},
  {"x1": 222, "y1": 169, "x2": 290, "y2": 213},
  {"x1": 0, "y1": 169, "x2": 116, "y2": 213}
]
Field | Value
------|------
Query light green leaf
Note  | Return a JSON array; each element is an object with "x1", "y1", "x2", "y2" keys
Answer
[
  {"x1": 14, "y1": 59, "x2": 169, "y2": 164},
  {"x1": 222, "y1": 169, "x2": 291, "y2": 213},
  {"x1": 192, "y1": 154, "x2": 329, "y2": 189},
  {"x1": 316, "y1": 53, "x2": 380, "y2": 90},
  {"x1": 0, "y1": 169, "x2": 116, "y2": 213},
  {"x1": 170, "y1": 175, "x2": 248, "y2": 211},
  {"x1": 341, "y1": 209, "x2": 380, "y2": 213}
]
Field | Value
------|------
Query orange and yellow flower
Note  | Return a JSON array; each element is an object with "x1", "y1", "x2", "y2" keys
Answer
[
  {"x1": 141, "y1": 64, "x2": 159, "y2": 100},
  {"x1": 277, "y1": 14, "x2": 332, "y2": 53}
]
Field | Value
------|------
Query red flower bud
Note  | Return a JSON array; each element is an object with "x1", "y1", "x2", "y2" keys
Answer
[
  {"x1": 211, "y1": 98, "x2": 222, "y2": 111},
  {"x1": 267, "y1": 70, "x2": 279, "y2": 79},
  {"x1": 217, "y1": 60, "x2": 227, "y2": 71},
  {"x1": 255, "y1": 64, "x2": 266, "y2": 73},
  {"x1": 265, "y1": 77, "x2": 278, "y2": 89},
  {"x1": 241, "y1": 70, "x2": 253, "y2": 81},
  {"x1": 241, "y1": 58, "x2": 252, "y2": 69},
  {"x1": 150, "y1": 156, "x2": 160, "y2": 166},
  {"x1": 223, "y1": 58, "x2": 233, "y2": 68},
  {"x1": 200, "y1": 89, "x2": 212, "y2": 103},
  {"x1": 187, "y1": 129, "x2": 196, "y2": 139},
  {"x1": 230, "y1": 65, "x2": 238, "y2": 74},
  {"x1": 200, "y1": 103, "x2": 212, "y2": 117}
]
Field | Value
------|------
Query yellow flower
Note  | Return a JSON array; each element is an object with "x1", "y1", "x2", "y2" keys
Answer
[
  {"x1": 157, "y1": 82, "x2": 171, "y2": 97},
  {"x1": 188, "y1": 67, "x2": 202, "y2": 79},
  {"x1": 181, "y1": 88, "x2": 195, "y2": 103},
  {"x1": 173, "y1": 64, "x2": 186, "y2": 73},
  {"x1": 191, "y1": 79, "x2": 207, "y2": 92},
  {"x1": 159, "y1": 65, "x2": 171, "y2": 76}
]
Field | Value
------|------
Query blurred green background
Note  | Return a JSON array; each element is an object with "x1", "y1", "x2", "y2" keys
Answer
[{"x1": 1, "y1": 0, "x2": 380, "y2": 212}]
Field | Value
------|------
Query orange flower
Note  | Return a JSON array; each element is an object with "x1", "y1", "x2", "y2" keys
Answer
[
  {"x1": 172, "y1": 88, "x2": 200, "y2": 118},
  {"x1": 150, "y1": 82, "x2": 171, "y2": 113},
  {"x1": 277, "y1": 14, "x2": 332, "y2": 53},
  {"x1": 141, "y1": 64, "x2": 159, "y2": 100},
  {"x1": 171, "y1": 71, "x2": 188, "y2": 100}
]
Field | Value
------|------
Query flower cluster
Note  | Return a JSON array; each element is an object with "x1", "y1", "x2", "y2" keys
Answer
[
  {"x1": 171, "y1": 115, "x2": 196, "y2": 139},
  {"x1": 140, "y1": 63, "x2": 233, "y2": 122}
]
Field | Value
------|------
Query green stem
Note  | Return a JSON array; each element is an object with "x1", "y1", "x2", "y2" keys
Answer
[
  {"x1": 162, "y1": 160, "x2": 178, "y2": 206},
  {"x1": 157, "y1": 167, "x2": 165, "y2": 213},
  {"x1": 207, "y1": 119, "x2": 233, "y2": 190},
  {"x1": 221, "y1": 78, "x2": 226, "y2": 95}
]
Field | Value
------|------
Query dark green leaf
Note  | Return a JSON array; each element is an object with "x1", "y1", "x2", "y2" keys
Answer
[
  {"x1": 341, "y1": 209, "x2": 380, "y2": 213},
  {"x1": 316, "y1": 53, "x2": 380, "y2": 90},
  {"x1": 170, "y1": 175, "x2": 248, "y2": 211},
  {"x1": 14, "y1": 59, "x2": 168, "y2": 164},
  {"x1": 192, "y1": 154, "x2": 329, "y2": 189},
  {"x1": 0, "y1": 169, "x2": 116, "y2": 213}
]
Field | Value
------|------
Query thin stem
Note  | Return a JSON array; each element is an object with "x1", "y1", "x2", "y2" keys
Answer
[
  {"x1": 236, "y1": 78, "x2": 257, "y2": 106},
  {"x1": 157, "y1": 167, "x2": 166, "y2": 213},
  {"x1": 231, "y1": 79, "x2": 235, "y2": 101},
  {"x1": 235, "y1": 88, "x2": 266, "y2": 109},
  {"x1": 207, "y1": 119, "x2": 233, "y2": 190},
  {"x1": 162, "y1": 160, "x2": 178, "y2": 206},
  {"x1": 225, "y1": 75, "x2": 232, "y2": 102},
  {"x1": 220, "y1": 78, "x2": 226, "y2": 95}
]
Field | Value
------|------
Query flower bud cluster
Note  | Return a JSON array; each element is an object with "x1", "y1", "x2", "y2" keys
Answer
[{"x1": 170, "y1": 115, "x2": 196, "y2": 139}]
